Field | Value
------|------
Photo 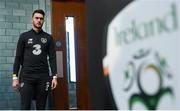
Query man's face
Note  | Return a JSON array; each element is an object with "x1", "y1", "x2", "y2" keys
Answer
[{"x1": 32, "y1": 13, "x2": 44, "y2": 29}]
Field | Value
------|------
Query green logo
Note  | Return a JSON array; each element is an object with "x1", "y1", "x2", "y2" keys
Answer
[{"x1": 123, "y1": 49, "x2": 174, "y2": 110}]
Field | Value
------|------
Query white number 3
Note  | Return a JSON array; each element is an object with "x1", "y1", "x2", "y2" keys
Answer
[{"x1": 32, "y1": 44, "x2": 42, "y2": 55}]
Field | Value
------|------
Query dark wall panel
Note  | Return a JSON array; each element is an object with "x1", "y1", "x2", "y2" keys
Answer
[{"x1": 85, "y1": 0, "x2": 133, "y2": 109}]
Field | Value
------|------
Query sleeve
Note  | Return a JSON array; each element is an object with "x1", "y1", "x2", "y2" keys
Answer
[
  {"x1": 48, "y1": 36, "x2": 57, "y2": 76},
  {"x1": 13, "y1": 34, "x2": 25, "y2": 77}
]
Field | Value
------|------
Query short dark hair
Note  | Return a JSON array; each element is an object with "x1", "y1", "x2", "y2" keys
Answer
[{"x1": 32, "y1": 9, "x2": 45, "y2": 17}]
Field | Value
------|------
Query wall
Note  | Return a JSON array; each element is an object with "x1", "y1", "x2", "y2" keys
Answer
[{"x1": 0, "y1": 0, "x2": 51, "y2": 109}]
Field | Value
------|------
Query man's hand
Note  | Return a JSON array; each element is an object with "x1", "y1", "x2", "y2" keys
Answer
[
  {"x1": 12, "y1": 79, "x2": 20, "y2": 91},
  {"x1": 51, "y1": 78, "x2": 58, "y2": 90}
]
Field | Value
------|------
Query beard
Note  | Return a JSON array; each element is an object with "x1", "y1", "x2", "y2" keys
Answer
[{"x1": 33, "y1": 22, "x2": 43, "y2": 29}]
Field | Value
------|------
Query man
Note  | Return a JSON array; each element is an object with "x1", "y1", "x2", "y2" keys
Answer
[{"x1": 12, "y1": 9, "x2": 58, "y2": 110}]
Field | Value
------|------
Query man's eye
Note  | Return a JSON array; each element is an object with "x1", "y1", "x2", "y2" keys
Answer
[{"x1": 35, "y1": 17, "x2": 43, "y2": 20}]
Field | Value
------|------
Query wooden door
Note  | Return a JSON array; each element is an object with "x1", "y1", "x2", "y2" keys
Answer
[{"x1": 51, "y1": 0, "x2": 90, "y2": 109}]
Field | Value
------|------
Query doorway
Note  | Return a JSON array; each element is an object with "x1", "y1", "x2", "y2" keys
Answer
[{"x1": 51, "y1": 0, "x2": 90, "y2": 109}]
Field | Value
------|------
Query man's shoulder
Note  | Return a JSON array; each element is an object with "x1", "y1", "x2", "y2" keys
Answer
[
  {"x1": 42, "y1": 31, "x2": 52, "y2": 37},
  {"x1": 20, "y1": 30, "x2": 32, "y2": 36}
]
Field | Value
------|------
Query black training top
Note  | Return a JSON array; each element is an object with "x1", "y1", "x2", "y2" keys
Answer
[{"x1": 13, "y1": 29, "x2": 57, "y2": 79}]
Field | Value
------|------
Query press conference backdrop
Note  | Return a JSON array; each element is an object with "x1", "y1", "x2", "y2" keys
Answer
[{"x1": 86, "y1": 0, "x2": 180, "y2": 110}]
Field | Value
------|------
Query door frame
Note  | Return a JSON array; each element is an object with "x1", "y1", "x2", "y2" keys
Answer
[{"x1": 51, "y1": 0, "x2": 90, "y2": 109}]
